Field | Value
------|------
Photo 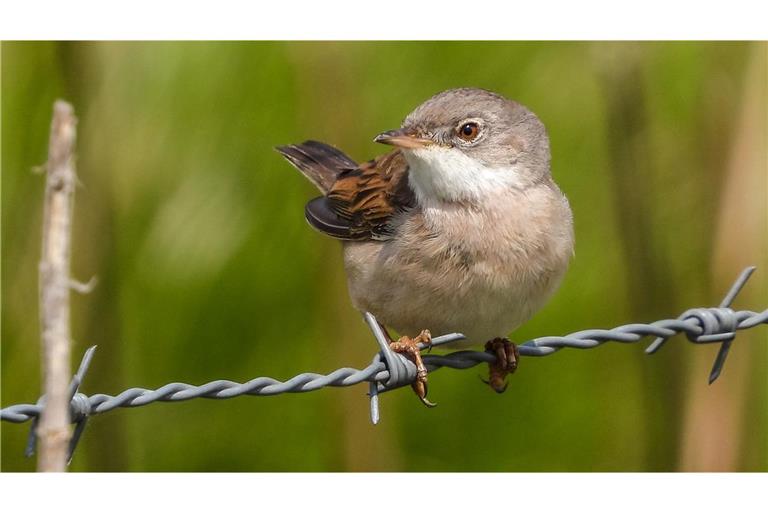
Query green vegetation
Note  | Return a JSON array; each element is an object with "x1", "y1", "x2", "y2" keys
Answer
[{"x1": 2, "y1": 41, "x2": 766, "y2": 471}]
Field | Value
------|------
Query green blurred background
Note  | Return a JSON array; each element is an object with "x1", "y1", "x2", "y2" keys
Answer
[{"x1": 1, "y1": 41, "x2": 766, "y2": 472}]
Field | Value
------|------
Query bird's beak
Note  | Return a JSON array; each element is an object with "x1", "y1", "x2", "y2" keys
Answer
[{"x1": 373, "y1": 128, "x2": 433, "y2": 149}]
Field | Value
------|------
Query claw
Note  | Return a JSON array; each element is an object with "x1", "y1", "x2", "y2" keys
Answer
[
  {"x1": 417, "y1": 329, "x2": 432, "y2": 351},
  {"x1": 420, "y1": 396, "x2": 438, "y2": 408},
  {"x1": 412, "y1": 380, "x2": 437, "y2": 407},
  {"x1": 389, "y1": 329, "x2": 436, "y2": 408},
  {"x1": 484, "y1": 338, "x2": 518, "y2": 393},
  {"x1": 491, "y1": 379, "x2": 509, "y2": 394},
  {"x1": 481, "y1": 373, "x2": 509, "y2": 393}
]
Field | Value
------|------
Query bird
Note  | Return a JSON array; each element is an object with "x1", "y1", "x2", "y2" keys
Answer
[{"x1": 276, "y1": 88, "x2": 574, "y2": 406}]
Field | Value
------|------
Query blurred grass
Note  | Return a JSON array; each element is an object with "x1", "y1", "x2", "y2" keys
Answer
[{"x1": 1, "y1": 41, "x2": 766, "y2": 471}]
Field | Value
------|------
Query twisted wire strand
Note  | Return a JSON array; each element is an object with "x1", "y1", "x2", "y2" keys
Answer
[{"x1": 3, "y1": 306, "x2": 766, "y2": 425}]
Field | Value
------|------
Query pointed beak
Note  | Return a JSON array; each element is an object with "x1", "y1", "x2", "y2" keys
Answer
[{"x1": 373, "y1": 128, "x2": 433, "y2": 149}]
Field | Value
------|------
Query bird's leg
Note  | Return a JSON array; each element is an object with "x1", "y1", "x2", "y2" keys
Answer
[
  {"x1": 483, "y1": 337, "x2": 519, "y2": 393},
  {"x1": 385, "y1": 327, "x2": 435, "y2": 407}
]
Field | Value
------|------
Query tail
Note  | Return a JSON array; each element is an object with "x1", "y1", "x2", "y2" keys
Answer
[{"x1": 275, "y1": 140, "x2": 358, "y2": 194}]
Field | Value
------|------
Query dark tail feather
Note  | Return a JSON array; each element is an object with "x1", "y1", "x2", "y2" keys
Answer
[{"x1": 275, "y1": 140, "x2": 357, "y2": 194}]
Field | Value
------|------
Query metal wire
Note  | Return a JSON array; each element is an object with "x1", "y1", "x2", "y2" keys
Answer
[{"x1": 2, "y1": 266, "x2": 766, "y2": 461}]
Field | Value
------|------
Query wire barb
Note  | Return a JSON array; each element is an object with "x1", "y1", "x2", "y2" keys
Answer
[
  {"x1": 644, "y1": 266, "x2": 756, "y2": 384},
  {"x1": 2, "y1": 267, "x2": 766, "y2": 460},
  {"x1": 24, "y1": 345, "x2": 97, "y2": 463},
  {"x1": 708, "y1": 266, "x2": 756, "y2": 383}
]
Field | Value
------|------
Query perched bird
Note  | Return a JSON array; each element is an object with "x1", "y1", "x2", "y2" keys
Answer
[{"x1": 277, "y1": 88, "x2": 574, "y2": 406}]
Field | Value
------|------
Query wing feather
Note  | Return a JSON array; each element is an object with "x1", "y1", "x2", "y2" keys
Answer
[{"x1": 278, "y1": 141, "x2": 414, "y2": 240}]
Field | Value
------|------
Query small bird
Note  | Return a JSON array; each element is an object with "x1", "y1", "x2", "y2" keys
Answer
[{"x1": 277, "y1": 88, "x2": 574, "y2": 406}]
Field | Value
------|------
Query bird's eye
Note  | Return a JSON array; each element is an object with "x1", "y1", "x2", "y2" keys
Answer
[{"x1": 457, "y1": 122, "x2": 480, "y2": 142}]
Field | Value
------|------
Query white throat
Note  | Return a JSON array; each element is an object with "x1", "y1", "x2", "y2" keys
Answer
[{"x1": 403, "y1": 146, "x2": 525, "y2": 205}]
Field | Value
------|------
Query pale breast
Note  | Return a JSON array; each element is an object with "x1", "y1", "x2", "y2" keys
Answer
[{"x1": 343, "y1": 183, "x2": 573, "y2": 345}]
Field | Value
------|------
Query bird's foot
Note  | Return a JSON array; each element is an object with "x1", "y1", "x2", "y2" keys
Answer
[
  {"x1": 483, "y1": 338, "x2": 519, "y2": 393},
  {"x1": 389, "y1": 330, "x2": 435, "y2": 407}
]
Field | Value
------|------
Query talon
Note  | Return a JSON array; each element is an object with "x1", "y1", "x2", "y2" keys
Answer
[
  {"x1": 389, "y1": 329, "x2": 436, "y2": 408},
  {"x1": 417, "y1": 329, "x2": 432, "y2": 351},
  {"x1": 421, "y1": 397, "x2": 437, "y2": 408},
  {"x1": 490, "y1": 378, "x2": 509, "y2": 394},
  {"x1": 484, "y1": 338, "x2": 518, "y2": 393},
  {"x1": 412, "y1": 379, "x2": 437, "y2": 407}
]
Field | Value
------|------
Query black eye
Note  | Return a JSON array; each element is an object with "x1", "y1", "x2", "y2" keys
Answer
[{"x1": 458, "y1": 122, "x2": 480, "y2": 141}]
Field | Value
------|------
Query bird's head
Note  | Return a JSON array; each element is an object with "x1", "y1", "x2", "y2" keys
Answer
[{"x1": 374, "y1": 88, "x2": 551, "y2": 204}]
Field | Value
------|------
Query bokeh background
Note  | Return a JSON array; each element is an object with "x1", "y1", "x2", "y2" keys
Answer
[{"x1": 2, "y1": 41, "x2": 766, "y2": 472}]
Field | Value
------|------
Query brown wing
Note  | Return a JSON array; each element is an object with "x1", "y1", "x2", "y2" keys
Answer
[
  {"x1": 278, "y1": 140, "x2": 414, "y2": 241},
  {"x1": 324, "y1": 149, "x2": 414, "y2": 240}
]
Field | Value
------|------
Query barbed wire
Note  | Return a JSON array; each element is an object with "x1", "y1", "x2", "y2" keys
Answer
[{"x1": 2, "y1": 266, "x2": 766, "y2": 463}]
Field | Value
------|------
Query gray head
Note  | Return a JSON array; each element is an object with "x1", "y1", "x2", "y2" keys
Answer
[{"x1": 374, "y1": 88, "x2": 551, "y2": 203}]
